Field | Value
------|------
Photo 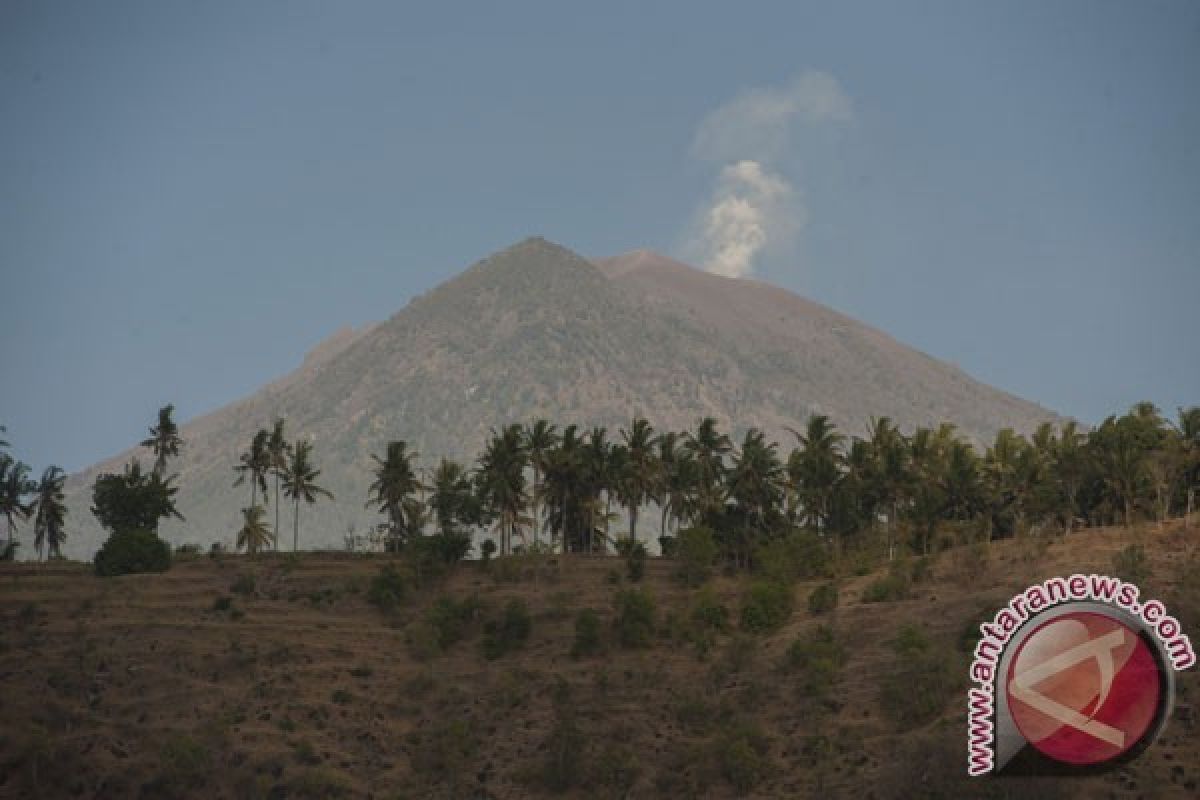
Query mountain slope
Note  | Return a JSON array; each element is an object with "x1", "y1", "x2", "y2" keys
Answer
[{"x1": 61, "y1": 237, "x2": 1060, "y2": 557}]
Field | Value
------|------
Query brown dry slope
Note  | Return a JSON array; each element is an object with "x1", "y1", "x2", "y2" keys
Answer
[
  {"x1": 1, "y1": 523, "x2": 1196, "y2": 798},
  {"x1": 60, "y1": 237, "x2": 1060, "y2": 560}
]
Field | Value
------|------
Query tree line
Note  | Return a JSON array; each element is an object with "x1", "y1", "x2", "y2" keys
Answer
[
  {"x1": 3, "y1": 400, "x2": 1197, "y2": 566},
  {"x1": 354, "y1": 401, "x2": 1200, "y2": 565}
]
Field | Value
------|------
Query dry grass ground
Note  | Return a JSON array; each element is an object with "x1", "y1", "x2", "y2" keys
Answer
[{"x1": 1, "y1": 522, "x2": 1197, "y2": 798}]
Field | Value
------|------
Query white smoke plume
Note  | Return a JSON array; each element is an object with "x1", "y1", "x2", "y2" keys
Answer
[
  {"x1": 697, "y1": 160, "x2": 802, "y2": 279},
  {"x1": 687, "y1": 70, "x2": 851, "y2": 278}
]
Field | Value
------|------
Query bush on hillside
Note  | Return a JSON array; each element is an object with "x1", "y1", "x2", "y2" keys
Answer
[
  {"x1": 674, "y1": 526, "x2": 718, "y2": 586},
  {"x1": 482, "y1": 599, "x2": 532, "y2": 660},
  {"x1": 739, "y1": 580, "x2": 794, "y2": 634},
  {"x1": 367, "y1": 563, "x2": 408, "y2": 612},
  {"x1": 807, "y1": 582, "x2": 839, "y2": 614},
  {"x1": 571, "y1": 608, "x2": 604, "y2": 658},
  {"x1": 613, "y1": 588, "x2": 656, "y2": 648},
  {"x1": 617, "y1": 539, "x2": 647, "y2": 582},
  {"x1": 880, "y1": 623, "x2": 961, "y2": 729},
  {"x1": 94, "y1": 528, "x2": 171, "y2": 577}
]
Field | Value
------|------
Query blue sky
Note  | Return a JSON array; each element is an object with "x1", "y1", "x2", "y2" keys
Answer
[{"x1": 2, "y1": 0, "x2": 1198, "y2": 473}]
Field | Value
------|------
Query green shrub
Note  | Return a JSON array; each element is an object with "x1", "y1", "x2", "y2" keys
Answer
[
  {"x1": 408, "y1": 719, "x2": 478, "y2": 785},
  {"x1": 94, "y1": 528, "x2": 171, "y2": 577},
  {"x1": 483, "y1": 599, "x2": 532, "y2": 660},
  {"x1": 880, "y1": 624, "x2": 961, "y2": 729},
  {"x1": 591, "y1": 742, "x2": 641, "y2": 796},
  {"x1": 682, "y1": 586, "x2": 730, "y2": 656},
  {"x1": 752, "y1": 529, "x2": 828, "y2": 584},
  {"x1": 674, "y1": 526, "x2": 718, "y2": 586},
  {"x1": 480, "y1": 538, "x2": 497, "y2": 564},
  {"x1": 783, "y1": 625, "x2": 846, "y2": 702},
  {"x1": 366, "y1": 563, "x2": 408, "y2": 611},
  {"x1": 862, "y1": 561, "x2": 911, "y2": 603},
  {"x1": 541, "y1": 707, "x2": 586, "y2": 792},
  {"x1": 230, "y1": 574, "x2": 256, "y2": 596},
  {"x1": 807, "y1": 582, "x2": 839, "y2": 614},
  {"x1": 613, "y1": 588, "x2": 656, "y2": 648},
  {"x1": 617, "y1": 539, "x2": 647, "y2": 582},
  {"x1": 427, "y1": 594, "x2": 483, "y2": 650},
  {"x1": 658, "y1": 534, "x2": 677, "y2": 557},
  {"x1": 713, "y1": 720, "x2": 772, "y2": 794},
  {"x1": 1113, "y1": 543, "x2": 1149, "y2": 586},
  {"x1": 739, "y1": 580, "x2": 794, "y2": 633},
  {"x1": 571, "y1": 608, "x2": 603, "y2": 658},
  {"x1": 212, "y1": 595, "x2": 233, "y2": 612},
  {"x1": 158, "y1": 734, "x2": 211, "y2": 790}
]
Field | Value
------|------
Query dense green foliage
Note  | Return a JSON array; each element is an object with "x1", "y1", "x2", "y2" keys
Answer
[
  {"x1": 93, "y1": 527, "x2": 172, "y2": 576},
  {"x1": 91, "y1": 460, "x2": 182, "y2": 534}
]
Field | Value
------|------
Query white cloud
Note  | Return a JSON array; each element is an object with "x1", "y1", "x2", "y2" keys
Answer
[{"x1": 687, "y1": 71, "x2": 851, "y2": 278}]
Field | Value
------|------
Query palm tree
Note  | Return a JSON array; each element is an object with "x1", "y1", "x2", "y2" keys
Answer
[
  {"x1": 429, "y1": 458, "x2": 478, "y2": 537},
  {"x1": 542, "y1": 425, "x2": 586, "y2": 553},
  {"x1": 617, "y1": 417, "x2": 660, "y2": 544},
  {"x1": 1177, "y1": 407, "x2": 1200, "y2": 527},
  {"x1": 582, "y1": 426, "x2": 615, "y2": 553},
  {"x1": 1, "y1": 454, "x2": 35, "y2": 556},
  {"x1": 32, "y1": 466, "x2": 68, "y2": 560},
  {"x1": 684, "y1": 417, "x2": 731, "y2": 522},
  {"x1": 523, "y1": 419, "x2": 560, "y2": 546},
  {"x1": 281, "y1": 439, "x2": 333, "y2": 552},
  {"x1": 237, "y1": 505, "x2": 274, "y2": 555},
  {"x1": 867, "y1": 417, "x2": 909, "y2": 559},
  {"x1": 657, "y1": 432, "x2": 699, "y2": 536},
  {"x1": 368, "y1": 440, "x2": 424, "y2": 548},
  {"x1": 234, "y1": 429, "x2": 271, "y2": 509},
  {"x1": 477, "y1": 424, "x2": 530, "y2": 555},
  {"x1": 787, "y1": 414, "x2": 845, "y2": 534},
  {"x1": 727, "y1": 428, "x2": 785, "y2": 567},
  {"x1": 266, "y1": 418, "x2": 291, "y2": 548},
  {"x1": 141, "y1": 404, "x2": 183, "y2": 477}
]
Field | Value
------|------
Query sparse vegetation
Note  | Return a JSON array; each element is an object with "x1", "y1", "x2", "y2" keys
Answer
[{"x1": 879, "y1": 623, "x2": 962, "y2": 729}]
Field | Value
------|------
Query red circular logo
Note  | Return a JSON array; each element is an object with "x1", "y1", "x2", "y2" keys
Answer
[{"x1": 1005, "y1": 611, "x2": 1162, "y2": 766}]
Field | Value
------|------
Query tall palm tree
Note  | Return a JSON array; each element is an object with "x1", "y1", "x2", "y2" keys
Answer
[
  {"x1": 582, "y1": 426, "x2": 615, "y2": 553},
  {"x1": 281, "y1": 439, "x2": 333, "y2": 552},
  {"x1": 727, "y1": 428, "x2": 785, "y2": 567},
  {"x1": 542, "y1": 425, "x2": 586, "y2": 553},
  {"x1": 1177, "y1": 407, "x2": 1200, "y2": 527},
  {"x1": 368, "y1": 440, "x2": 424, "y2": 548},
  {"x1": 237, "y1": 505, "x2": 274, "y2": 555},
  {"x1": 867, "y1": 417, "x2": 909, "y2": 560},
  {"x1": 234, "y1": 429, "x2": 271, "y2": 509},
  {"x1": 266, "y1": 418, "x2": 291, "y2": 548},
  {"x1": 617, "y1": 416, "x2": 660, "y2": 544},
  {"x1": 684, "y1": 417, "x2": 731, "y2": 522},
  {"x1": 477, "y1": 424, "x2": 529, "y2": 555},
  {"x1": 429, "y1": 458, "x2": 478, "y2": 537},
  {"x1": 523, "y1": 419, "x2": 560, "y2": 546},
  {"x1": 32, "y1": 466, "x2": 68, "y2": 560},
  {"x1": 0, "y1": 454, "x2": 34, "y2": 556},
  {"x1": 657, "y1": 432, "x2": 699, "y2": 536},
  {"x1": 141, "y1": 404, "x2": 183, "y2": 477},
  {"x1": 787, "y1": 414, "x2": 845, "y2": 534}
]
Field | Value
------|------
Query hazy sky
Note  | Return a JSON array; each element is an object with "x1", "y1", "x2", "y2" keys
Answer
[{"x1": 2, "y1": 0, "x2": 1198, "y2": 473}]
